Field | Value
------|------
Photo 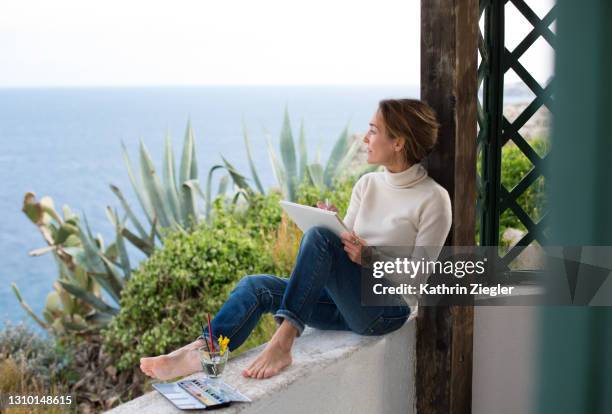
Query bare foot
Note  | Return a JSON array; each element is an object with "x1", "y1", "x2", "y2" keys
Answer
[
  {"x1": 241, "y1": 319, "x2": 297, "y2": 380},
  {"x1": 140, "y1": 348, "x2": 201, "y2": 380},
  {"x1": 242, "y1": 338, "x2": 293, "y2": 379},
  {"x1": 140, "y1": 338, "x2": 205, "y2": 379}
]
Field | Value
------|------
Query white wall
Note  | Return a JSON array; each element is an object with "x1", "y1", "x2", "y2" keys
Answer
[
  {"x1": 244, "y1": 321, "x2": 417, "y2": 414},
  {"x1": 472, "y1": 306, "x2": 540, "y2": 414},
  {"x1": 110, "y1": 305, "x2": 542, "y2": 414}
]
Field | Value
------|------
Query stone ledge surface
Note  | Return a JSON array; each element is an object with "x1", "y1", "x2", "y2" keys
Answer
[{"x1": 106, "y1": 313, "x2": 417, "y2": 414}]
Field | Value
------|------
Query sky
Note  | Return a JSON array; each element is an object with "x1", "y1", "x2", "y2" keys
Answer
[{"x1": 0, "y1": 0, "x2": 554, "y2": 88}]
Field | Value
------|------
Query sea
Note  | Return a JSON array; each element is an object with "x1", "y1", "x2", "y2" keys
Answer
[{"x1": 0, "y1": 84, "x2": 422, "y2": 330}]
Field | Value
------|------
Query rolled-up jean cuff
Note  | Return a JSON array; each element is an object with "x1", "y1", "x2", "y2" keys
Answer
[{"x1": 274, "y1": 310, "x2": 305, "y2": 337}]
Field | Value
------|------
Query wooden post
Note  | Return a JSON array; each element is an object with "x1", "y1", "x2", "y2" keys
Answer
[{"x1": 418, "y1": 0, "x2": 478, "y2": 413}]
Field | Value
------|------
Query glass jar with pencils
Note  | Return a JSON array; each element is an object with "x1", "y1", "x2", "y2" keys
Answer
[
  {"x1": 199, "y1": 315, "x2": 230, "y2": 378},
  {"x1": 199, "y1": 345, "x2": 229, "y2": 378}
]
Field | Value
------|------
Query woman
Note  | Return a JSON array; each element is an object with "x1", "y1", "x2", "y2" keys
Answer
[{"x1": 140, "y1": 98, "x2": 452, "y2": 381}]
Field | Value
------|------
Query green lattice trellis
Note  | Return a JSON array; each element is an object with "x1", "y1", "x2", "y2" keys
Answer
[{"x1": 477, "y1": 0, "x2": 556, "y2": 280}]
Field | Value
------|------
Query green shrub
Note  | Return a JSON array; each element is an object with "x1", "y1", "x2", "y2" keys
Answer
[
  {"x1": 476, "y1": 136, "x2": 549, "y2": 245},
  {"x1": 499, "y1": 137, "x2": 549, "y2": 239},
  {"x1": 102, "y1": 195, "x2": 285, "y2": 370}
]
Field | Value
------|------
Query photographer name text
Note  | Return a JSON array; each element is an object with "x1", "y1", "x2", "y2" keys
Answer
[{"x1": 372, "y1": 282, "x2": 515, "y2": 297}]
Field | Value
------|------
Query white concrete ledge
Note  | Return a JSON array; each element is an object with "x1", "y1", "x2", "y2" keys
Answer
[{"x1": 107, "y1": 314, "x2": 417, "y2": 414}]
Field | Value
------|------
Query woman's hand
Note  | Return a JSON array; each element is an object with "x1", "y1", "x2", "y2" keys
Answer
[
  {"x1": 316, "y1": 200, "x2": 339, "y2": 213},
  {"x1": 340, "y1": 230, "x2": 367, "y2": 265}
]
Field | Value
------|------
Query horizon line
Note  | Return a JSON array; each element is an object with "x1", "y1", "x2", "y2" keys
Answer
[{"x1": 0, "y1": 82, "x2": 421, "y2": 91}]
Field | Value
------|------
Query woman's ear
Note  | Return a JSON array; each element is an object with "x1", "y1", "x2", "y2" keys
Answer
[{"x1": 395, "y1": 137, "x2": 407, "y2": 152}]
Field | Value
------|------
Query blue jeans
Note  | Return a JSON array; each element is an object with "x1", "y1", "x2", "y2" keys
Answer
[{"x1": 200, "y1": 226, "x2": 410, "y2": 352}]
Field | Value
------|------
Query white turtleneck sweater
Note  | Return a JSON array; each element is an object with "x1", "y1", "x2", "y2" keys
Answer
[{"x1": 343, "y1": 162, "x2": 453, "y2": 310}]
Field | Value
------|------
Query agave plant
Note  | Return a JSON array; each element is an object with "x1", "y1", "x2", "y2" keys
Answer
[
  {"x1": 112, "y1": 121, "x2": 249, "y2": 250},
  {"x1": 241, "y1": 107, "x2": 374, "y2": 202},
  {"x1": 13, "y1": 194, "x2": 121, "y2": 335},
  {"x1": 13, "y1": 121, "x2": 244, "y2": 334}
]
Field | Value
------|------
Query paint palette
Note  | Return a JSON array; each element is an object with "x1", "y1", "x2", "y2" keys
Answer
[{"x1": 153, "y1": 378, "x2": 251, "y2": 410}]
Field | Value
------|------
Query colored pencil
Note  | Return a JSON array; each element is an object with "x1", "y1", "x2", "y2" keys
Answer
[{"x1": 207, "y1": 313, "x2": 215, "y2": 353}]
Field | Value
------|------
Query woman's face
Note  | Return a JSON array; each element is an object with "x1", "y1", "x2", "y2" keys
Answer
[{"x1": 363, "y1": 110, "x2": 402, "y2": 166}]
